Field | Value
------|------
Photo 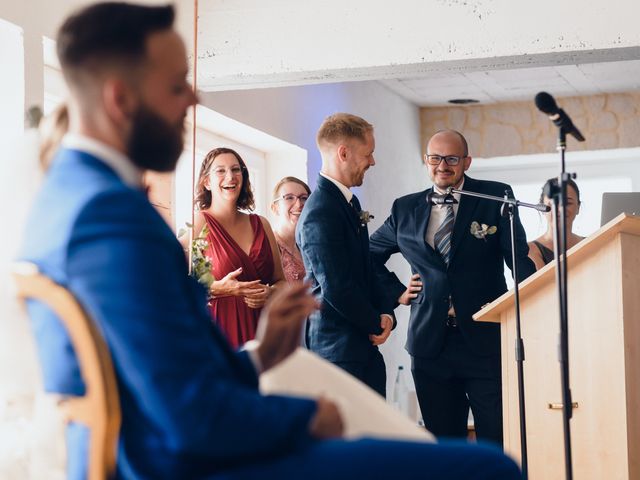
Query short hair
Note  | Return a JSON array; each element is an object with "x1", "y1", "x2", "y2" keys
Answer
[
  {"x1": 57, "y1": 2, "x2": 175, "y2": 86},
  {"x1": 428, "y1": 129, "x2": 469, "y2": 157},
  {"x1": 195, "y1": 147, "x2": 256, "y2": 212},
  {"x1": 316, "y1": 113, "x2": 373, "y2": 149},
  {"x1": 271, "y1": 176, "x2": 311, "y2": 202}
]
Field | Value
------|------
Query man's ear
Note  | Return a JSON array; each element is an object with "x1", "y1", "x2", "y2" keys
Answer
[
  {"x1": 102, "y1": 77, "x2": 137, "y2": 125},
  {"x1": 337, "y1": 144, "x2": 349, "y2": 163},
  {"x1": 463, "y1": 156, "x2": 473, "y2": 172}
]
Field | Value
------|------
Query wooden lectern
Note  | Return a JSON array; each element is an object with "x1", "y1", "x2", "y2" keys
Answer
[{"x1": 475, "y1": 213, "x2": 640, "y2": 480}]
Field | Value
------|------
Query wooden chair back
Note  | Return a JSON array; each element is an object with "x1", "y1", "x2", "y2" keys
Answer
[{"x1": 12, "y1": 262, "x2": 121, "y2": 480}]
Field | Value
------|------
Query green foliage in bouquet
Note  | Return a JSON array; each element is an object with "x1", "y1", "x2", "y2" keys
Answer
[{"x1": 179, "y1": 223, "x2": 215, "y2": 292}]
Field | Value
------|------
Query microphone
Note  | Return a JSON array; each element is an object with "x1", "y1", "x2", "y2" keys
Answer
[
  {"x1": 535, "y1": 203, "x2": 551, "y2": 213},
  {"x1": 427, "y1": 190, "x2": 458, "y2": 205},
  {"x1": 535, "y1": 92, "x2": 585, "y2": 142}
]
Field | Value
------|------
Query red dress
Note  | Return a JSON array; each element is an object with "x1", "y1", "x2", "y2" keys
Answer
[{"x1": 203, "y1": 213, "x2": 275, "y2": 348}]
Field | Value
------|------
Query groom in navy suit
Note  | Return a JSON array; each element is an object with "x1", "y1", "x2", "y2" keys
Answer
[
  {"x1": 20, "y1": 3, "x2": 522, "y2": 478},
  {"x1": 370, "y1": 130, "x2": 536, "y2": 446},
  {"x1": 296, "y1": 113, "x2": 394, "y2": 397}
]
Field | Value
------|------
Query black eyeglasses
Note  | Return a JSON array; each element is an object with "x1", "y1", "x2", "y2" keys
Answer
[{"x1": 425, "y1": 154, "x2": 465, "y2": 166}]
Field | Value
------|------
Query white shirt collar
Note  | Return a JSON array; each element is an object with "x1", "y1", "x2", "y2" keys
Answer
[
  {"x1": 61, "y1": 133, "x2": 143, "y2": 188},
  {"x1": 320, "y1": 171, "x2": 353, "y2": 203}
]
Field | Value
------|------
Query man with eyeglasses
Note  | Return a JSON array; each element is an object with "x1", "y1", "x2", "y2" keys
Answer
[{"x1": 370, "y1": 129, "x2": 536, "y2": 447}]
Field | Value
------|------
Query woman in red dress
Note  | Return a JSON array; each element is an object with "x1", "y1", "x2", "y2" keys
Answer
[
  {"x1": 270, "y1": 176, "x2": 310, "y2": 283},
  {"x1": 191, "y1": 147, "x2": 286, "y2": 348}
]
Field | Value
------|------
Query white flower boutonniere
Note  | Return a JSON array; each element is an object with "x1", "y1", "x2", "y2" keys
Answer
[
  {"x1": 359, "y1": 210, "x2": 375, "y2": 227},
  {"x1": 470, "y1": 221, "x2": 497, "y2": 241}
]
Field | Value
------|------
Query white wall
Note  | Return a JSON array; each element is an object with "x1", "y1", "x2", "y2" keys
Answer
[
  {"x1": 202, "y1": 80, "x2": 425, "y2": 401},
  {"x1": 0, "y1": 19, "x2": 24, "y2": 141},
  {"x1": 472, "y1": 148, "x2": 640, "y2": 240}
]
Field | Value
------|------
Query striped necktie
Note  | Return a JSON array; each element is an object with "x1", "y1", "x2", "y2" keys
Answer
[{"x1": 434, "y1": 204, "x2": 454, "y2": 266}]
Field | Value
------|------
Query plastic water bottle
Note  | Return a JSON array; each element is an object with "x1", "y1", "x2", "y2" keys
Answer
[{"x1": 392, "y1": 365, "x2": 410, "y2": 416}]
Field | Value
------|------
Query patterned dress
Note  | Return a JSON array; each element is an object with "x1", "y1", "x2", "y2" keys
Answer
[{"x1": 275, "y1": 235, "x2": 306, "y2": 282}]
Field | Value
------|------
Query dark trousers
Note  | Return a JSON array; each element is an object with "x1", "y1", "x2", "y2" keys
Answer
[
  {"x1": 412, "y1": 327, "x2": 503, "y2": 446},
  {"x1": 334, "y1": 348, "x2": 386, "y2": 397}
]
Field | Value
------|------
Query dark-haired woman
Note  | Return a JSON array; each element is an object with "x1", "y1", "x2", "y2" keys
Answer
[
  {"x1": 191, "y1": 147, "x2": 285, "y2": 348},
  {"x1": 528, "y1": 178, "x2": 585, "y2": 269}
]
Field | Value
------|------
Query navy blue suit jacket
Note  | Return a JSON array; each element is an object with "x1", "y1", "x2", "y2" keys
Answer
[
  {"x1": 370, "y1": 176, "x2": 536, "y2": 359},
  {"x1": 296, "y1": 175, "x2": 392, "y2": 363},
  {"x1": 20, "y1": 149, "x2": 317, "y2": 479}
]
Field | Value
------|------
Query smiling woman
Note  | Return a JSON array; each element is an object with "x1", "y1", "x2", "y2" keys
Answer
[
  {"x1": 270, "y1": 176, "x2": 311, "y2": 283},
  {"x1": 187, "y1": 147, "x2": 286, "y2": 348}
]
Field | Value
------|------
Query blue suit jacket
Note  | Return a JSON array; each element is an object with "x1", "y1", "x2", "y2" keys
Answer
[
  {"x1": 20, "y1": 149, "x2": 317, "y2": 479},
  {"x1": 295, "y1": 175, "x2": 392, "y2": 363},
  {"x1": 370, "y1": 176, "x2": 536, "y2": 359}
]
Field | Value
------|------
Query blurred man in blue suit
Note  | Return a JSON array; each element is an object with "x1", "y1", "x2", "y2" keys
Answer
[
  {"x1": 296, "y1": 114, "x2": 394, "y2": 397},
  {"x1": 20, "y1": 3, "x2": 522, "y2": 478},
  {"x1": 370, "y1": 130, "x2": 536, "y2": 446}
]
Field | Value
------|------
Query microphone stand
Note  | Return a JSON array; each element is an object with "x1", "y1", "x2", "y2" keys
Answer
[
  {"x1": 543, "y1": 127, "x2": 575, "y2": 480},
  {"x1": 446, "y1": 187, "x2": 547, "y2": 480}
]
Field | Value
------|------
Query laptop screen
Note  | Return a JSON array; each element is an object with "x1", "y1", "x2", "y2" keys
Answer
[{"x1": 600, "y1": 192, "x2": 640, "y2": 226}]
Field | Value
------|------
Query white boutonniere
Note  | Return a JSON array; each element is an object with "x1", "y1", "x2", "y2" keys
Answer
[
  {"x1": 359, "y1": 210, "x2": 375, "y2": 227},
  {"x1": 470, "y1": 221, "x2": 497, "y2": 241}
]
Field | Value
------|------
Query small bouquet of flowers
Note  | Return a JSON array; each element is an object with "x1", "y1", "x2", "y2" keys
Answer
[{"x1": 179, "y1": 223, "x2": 215, "y2": 295}]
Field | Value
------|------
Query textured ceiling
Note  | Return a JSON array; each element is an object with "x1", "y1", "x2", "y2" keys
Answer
[{"x1": 380, "y1": 59, "x2": 640, "y2": 106}]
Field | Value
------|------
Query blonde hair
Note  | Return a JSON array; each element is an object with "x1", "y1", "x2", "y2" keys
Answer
[
  {"x1": 316, "y1": 113, "x2": 373, "y2": 150},
  {"x1": 39, "y1": 104, "x2": 69, "y2": 170},
  {"x1": 271, "y1": 176, "x2": 311, "y2": 202}
]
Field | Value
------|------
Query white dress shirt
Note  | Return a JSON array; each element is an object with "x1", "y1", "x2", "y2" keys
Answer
[
  {"x1": 425, "y1": 180, "x2": 465, "y2": 316},
  {"x1": 320, "y1": 171, "x2": 353, "y2": 203}
]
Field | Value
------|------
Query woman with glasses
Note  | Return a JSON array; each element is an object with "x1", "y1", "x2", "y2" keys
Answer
[
  {"x1": 190, "y1": 147, "x2": 286, "y2": 348},
  {"x1": 270, "y1": 177, "x2": 311, "y2": 283},
  {"x1": 528, "y1": 177, "x2": 584, "y2": 269}
]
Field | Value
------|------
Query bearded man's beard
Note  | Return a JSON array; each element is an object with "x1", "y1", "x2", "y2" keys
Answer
[{"x1": 128, "y1": 105, "x2": 184, "y2": 172}]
